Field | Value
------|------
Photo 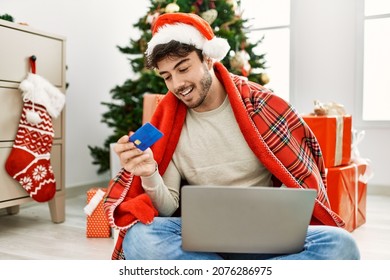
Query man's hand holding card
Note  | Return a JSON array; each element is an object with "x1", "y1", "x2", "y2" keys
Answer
[
  {"x1": 114, "y1": 123, "x2": 163, "y2": 176},
  {"x1": 129, "y1": 122, "x2": 164, "y2": 151}
]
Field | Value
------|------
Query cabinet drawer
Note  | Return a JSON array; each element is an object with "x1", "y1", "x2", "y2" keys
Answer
[
  {"x1": 0, "y1": 87, "x2": 62, "y2": 141},
  {"x1": 0, "y1": 22, "x2": 64, "y2": 87},
  {"x1": 0, "y1": 144, "x2": 62, "y2": 202}
]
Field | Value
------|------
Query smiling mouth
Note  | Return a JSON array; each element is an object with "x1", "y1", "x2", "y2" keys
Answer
[{"x1": 179, "y1": 87, "x2": 193, "y2": 97}]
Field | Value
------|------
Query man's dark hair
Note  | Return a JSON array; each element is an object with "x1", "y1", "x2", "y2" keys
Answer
[{"x1": 146, "y1": 41, "x2": 204, "y2": 69}]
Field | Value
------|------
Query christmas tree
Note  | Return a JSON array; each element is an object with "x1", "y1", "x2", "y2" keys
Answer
[{"x1": 88, "y1": 0, "x2": 269, "y2": 174}]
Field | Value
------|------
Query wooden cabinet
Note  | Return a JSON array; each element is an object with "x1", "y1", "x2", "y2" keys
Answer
[{"x1": 0, "y1": 19, "x2": 66, "y2": 223}]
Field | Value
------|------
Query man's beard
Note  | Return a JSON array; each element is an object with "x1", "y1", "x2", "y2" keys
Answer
[{"x1": 187, "y1": 66, "x2": 212, "y2": 109}]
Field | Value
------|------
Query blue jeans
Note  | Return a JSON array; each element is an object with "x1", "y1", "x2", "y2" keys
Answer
[{"x1": 122, "y1": 217, "x2": 360, "y2": 260}]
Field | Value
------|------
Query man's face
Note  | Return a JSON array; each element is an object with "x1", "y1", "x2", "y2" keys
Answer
[{"x1": 157, "y1": 51, "x2": 212, "y2": 112}]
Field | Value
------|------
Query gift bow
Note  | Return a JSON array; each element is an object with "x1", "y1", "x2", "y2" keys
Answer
[
  {"x1": 313, "y1": 100, "x2": 346, "y2": 116},
  {"x1": 351, "y1": 129, "x2": 374, "y2": 184},
  {"x1": 84, "y1": 189, "x2": 105, "y2": 216}
]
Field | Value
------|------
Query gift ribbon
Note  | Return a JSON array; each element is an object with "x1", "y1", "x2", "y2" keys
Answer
[
  {"x1": 84, "y1": 189, "x2": 106, "y2": 216},
  {"x1": 359, "y1": 159, "x2": 374, "y2": 184},
  {"x1": 351, "y1": 128, "x2": 374, "y2": 184},
  {"x1": 312, "y1": 101, "x2": 346, "y2": 166},
  {"x1": 351, "y1": 129, "x2": 366, "y2": 162},
  {"x1": 352, "y1": 161, "x2": 374, "y2": 226},
  {"x1": 334, "y1": 115, "x2": 344, "y2": 166},
  {"x1": 352, "y1": 163, "x2": 358, "y2": 226}
]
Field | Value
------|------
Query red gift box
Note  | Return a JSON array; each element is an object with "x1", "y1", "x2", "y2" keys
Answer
[
  {"x1": 85, "y1": 188, "x2": 111, "y2": 238},
  {"x1": 142, "y1": 93, "x2": 165, "y2": 124},
  {"x1": 303, "y1": 115, "x2": 352, "y2": 167},
  {"x1": 326, "y1": 162, "x2": 367, "y2": 232}
]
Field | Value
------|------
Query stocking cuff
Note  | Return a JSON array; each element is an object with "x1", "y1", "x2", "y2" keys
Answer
[{"x1": 19, "y1": 73, "x2": 66, "y2": 119}]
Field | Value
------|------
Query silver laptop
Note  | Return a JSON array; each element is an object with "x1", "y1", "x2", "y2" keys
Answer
[{"x1": 181, "y1": 185, "x2": 317, "y2": 254}]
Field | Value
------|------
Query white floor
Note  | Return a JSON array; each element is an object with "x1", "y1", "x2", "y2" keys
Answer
[{"x1": 0, "y1": 190, "x2": 389, "y2": 260}]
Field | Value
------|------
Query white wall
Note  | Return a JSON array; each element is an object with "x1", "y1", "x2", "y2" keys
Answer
[
  {"x1": 1, "y1": 0, "x2": 149, "y2": 188},
  {"x1": 290, "y1": 0, "x2": 389, "y2": 189},
  {"x1": 2, "y1": 0, "x2": 388, "y2": 189}
]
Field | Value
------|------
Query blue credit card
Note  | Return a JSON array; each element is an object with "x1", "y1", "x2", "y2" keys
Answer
[{"x1": 129, "y1": 122, "x2": 163, "y2": 151}]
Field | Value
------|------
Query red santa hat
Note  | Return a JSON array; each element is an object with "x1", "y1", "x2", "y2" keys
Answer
[{"x1": 146, "y1": 12, "x2": 230, "y2": 61}]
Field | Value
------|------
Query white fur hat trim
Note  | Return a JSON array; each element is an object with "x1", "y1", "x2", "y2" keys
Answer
[{"x1": 146, "y1": 23, "x2": 230, "y2": 61}]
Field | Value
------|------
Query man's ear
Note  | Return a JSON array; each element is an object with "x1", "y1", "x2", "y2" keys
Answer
[{"x1": 204, "y1": 56, "x2": 213, "y2": 69}]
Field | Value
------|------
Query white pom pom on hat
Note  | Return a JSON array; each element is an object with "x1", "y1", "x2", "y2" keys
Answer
[{"x1": 146, "y1": 12, "x2": 230, "y2": 61}]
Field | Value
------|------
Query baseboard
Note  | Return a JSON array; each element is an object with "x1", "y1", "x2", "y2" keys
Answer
[
  {"x1": 65, "y1": 180, "x2": 110, "y2": 199},
  {"x1": 8, "y1": 181, "x2": 110, "y2": 211},
  {"x1": 367, "y1": 184, "x2": 390, "y2": 196}
]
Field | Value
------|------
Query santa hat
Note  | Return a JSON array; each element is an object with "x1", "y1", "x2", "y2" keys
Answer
[{"x1": 146, "y1": 12, "x2": 230, "y2": 61}]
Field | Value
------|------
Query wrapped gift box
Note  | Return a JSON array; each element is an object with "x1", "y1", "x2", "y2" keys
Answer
[
  {"x1": 85, "y1": 188, "x2": 111, "y2": 238},
  {"x1": 326, "y1": 162, "x2": 368, "y2": 232},
  {"x1": 303, "y1": 115, "x2": 352, "y2": 167},
  {"x1": 142, "y1": 93, "x2": 165, "y2": 124}
]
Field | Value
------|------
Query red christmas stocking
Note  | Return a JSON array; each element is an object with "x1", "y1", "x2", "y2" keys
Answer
[{"x1": 5, "y1": 73, "x2": 65, "y2": 202}]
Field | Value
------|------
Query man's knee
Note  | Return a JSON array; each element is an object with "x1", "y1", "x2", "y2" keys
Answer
[
  {"x1": 330, "y1": 227, "x2": 361, "y2": 260},
  {"x1": 122, "y1": 217, "x2": 182, "y2": 260},
  {"x1": 122, "y1": 222, "x2": 154, "y2": 259}
]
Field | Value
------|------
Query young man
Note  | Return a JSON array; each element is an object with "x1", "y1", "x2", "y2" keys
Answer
[{"x1": 104, "y1": 12, "x2": 360, "y2": 260}]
